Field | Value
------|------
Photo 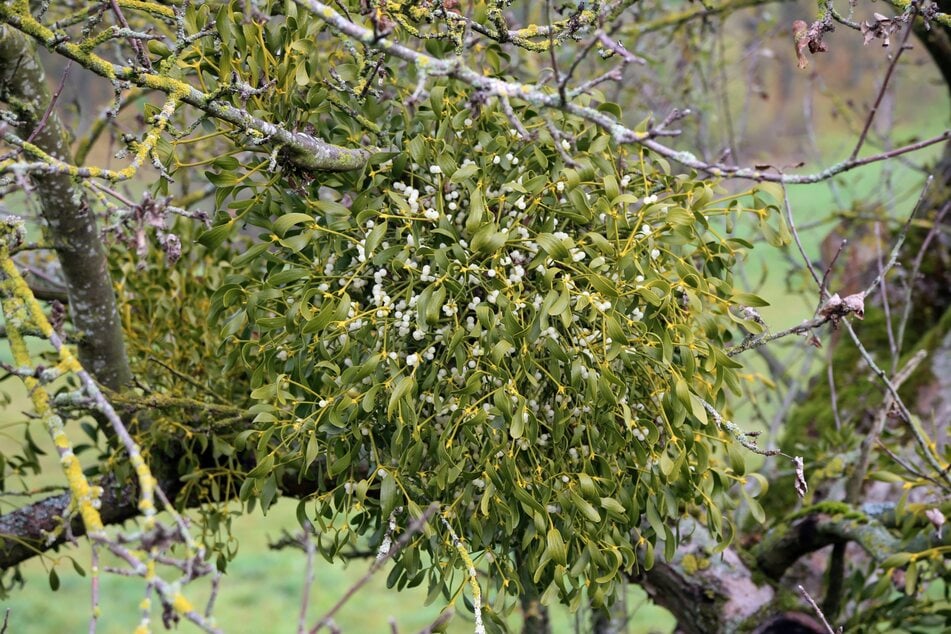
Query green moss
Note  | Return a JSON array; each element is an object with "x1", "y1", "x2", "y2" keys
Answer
[
  {"x1": 788, "y1": 501, "x2": 868, "y2": 523},
  {"x1": 681, "y1": 553, "x2": 699, "y2": 574}
]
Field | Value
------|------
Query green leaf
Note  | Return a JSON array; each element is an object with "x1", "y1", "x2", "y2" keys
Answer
[
  {"x1": 570, "y1": 490, "x2": 601, "y2": 523},
  {"x1": 510, "y1": 409, "x2": 525, "y2": 439},
  {"x1": 304, "y1": 434, "x2": 319, "y2": 469},
  {"x1": 260, "y1": 473, "x2": 278, "y2": 512},
  {"x1": 247, "y1": 454, "x2": 274, "y2": 479},
  {"x1": 881, "y1": 552, "x2": 914, "y2": 569},
  {"x1": 688, "y1": 393, "x2": 709, "y2": 425},
  {"x1": 599, "y1": 497, "x2": 626, "y2": 516},
  {"x1": 451, "y1": 163, "x2": 479, "y2": 183},
  {"x1": 198, "y1": 221, "x2": 234, "y2": 249},
  {"x1": 364, "y1": 221, "x2": 387, "y2": 257},
  {"x1": 466, "y1": 188, "x2": 485, "y2": 234},
  {"x1": 643, "y1": 540, "x2": 655, "y2": 570},
  {"x1": 597, "y1": 102, "x2": 622, "y2": 119},
  {"x1": 380, "y1": 473, "x2": 398, "y2": 519},
  {"x1": 233, "y1": 242, "x2": 271, "y2": 266},
  {"x1": 470, "y1": 223, "x2": 506, "y2": 255},
  {"x1": 905, "y1": 561, "x2": 919, "y2": 595},
  {"x1": 204, "y1": 170, "x2": 239, "y2": 186},
  {"x1": 535, "y1": 233, "x2": 571, "y2": 260},
  {"x1": 70, "y1": 558, "x2": 86, "y2": 578},
  {"x1": 48, "y1": 568, "x2": 60, "y2": 591},
  {"x1": 546, "y1": 528, "x2": 568, "y2": 565},
  {"x1": 731, "y1": 292, "x2": 770, "y2": 307},
  {"x1": 273, "y1": 212, "x2": 315, "y2": 237},
  {"x1": 744, "y1": 491, "x2": 766, "y2": 524},
  {"x1": 388, "y1": 375, "x2": 416, "y2": 417}
]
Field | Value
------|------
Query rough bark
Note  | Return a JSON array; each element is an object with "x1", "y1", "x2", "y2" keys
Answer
[
  {"x1": 636, "y1": 518, "x2": 776, "y2": 634},
  {"x1": 0, "y1": 26, "x2": 132, "y2": 390},
  {"x1": 0, "y1": 475, "x2": 145, "y2": 568}
]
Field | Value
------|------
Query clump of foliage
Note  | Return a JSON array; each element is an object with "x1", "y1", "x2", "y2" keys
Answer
[{"x1": 180, "y1": 4, "x2": 786, "y2": 614}]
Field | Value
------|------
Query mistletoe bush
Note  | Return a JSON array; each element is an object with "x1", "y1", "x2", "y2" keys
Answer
[{"x1": 205, "y1": 80, "x2": 787, "y2": 613}]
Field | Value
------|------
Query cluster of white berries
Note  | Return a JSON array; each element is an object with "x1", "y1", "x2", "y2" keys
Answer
[{"x1": 289, "y1": 160, "x2": 683, "y2": 483}]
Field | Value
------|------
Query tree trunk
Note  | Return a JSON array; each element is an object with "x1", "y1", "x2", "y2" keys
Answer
[{"x1": 0, "y1": 26, "x2": 131, "y2": 390}]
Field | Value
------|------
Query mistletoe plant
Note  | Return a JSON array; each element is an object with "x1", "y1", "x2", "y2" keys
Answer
[{"x1": 205, "y1": 81, "x2": 787, "y2": 615}]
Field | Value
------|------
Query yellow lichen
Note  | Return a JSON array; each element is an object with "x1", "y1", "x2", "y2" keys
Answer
[
  {"x1": 53, "y1": 429, "x2": 70, "y2": 449},
  {"x1": 117, "y1": 0, "x2": 175, "y2": 19},
  {"x1": 0, "y1": 243, "x2": 105, "y2": 533},
  {"x1": 172, "y1": 592, "x2": 194, "y2": 614}
]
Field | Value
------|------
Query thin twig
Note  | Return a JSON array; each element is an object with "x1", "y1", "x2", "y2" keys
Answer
[
  {"x1": 204, "y1": 572, "x2": 222, "y2": 619},
  {"x1": 780, "y1": 176, "x2": 822, "y2": 289},
  {"x1": 726, "y1": 313, "x2": 839, "y2": 356},
  {"x1": 439, "y1": 516, "x2": 485, "y2": 634},
  {"x1": 416, "y1": 611, "x2": 453, "y2": 634},
  {"x1": 700, "y1": 398, "x2": 783, "y2": 457},
  {"x1": 875, "y1": 440, "x2": 944, "y2": 486},
  {"x1": 817, "y1": 239, "x2": 847, "y2": 316},
  {"x1": 849, "y1": 9, "x2": 917, "y2": 161},
  {"x1": 89, "y1": 545, "x2": 100, "y2": 634},
  {"x1": 842, "y1": 319, "x2": 951, "y2": 487},
  {"x1": 873, "y1": 222, "x2": 898, "y2": 362},
  {"x1": 896, "y1": 201, "x2": 950, "y2": 357},
  {"x1": 298, "y1": 529, "x2": 316, "y2": 634},
  {"x1": 544, "y1": 0, "x2": 565, "y2": 105},
  {"x1": 26, "y1": 61, "x2": 72, "y2": 144},
  {"x1": 797, "y1": 585, "x2": 838, "y2": 634},
  {"x1": 827, "y1": 352, "x2": 842, "y2": 431},
  {"x1": 846, "y1": 349, "x2": 927, "y2": 503},
  {"x1": 309, "y1": 503, "x2": 439, "y2": 633},
  {"x1": 146, "y1": 356, "x2": 229, "y2": 405},
  {"x1": 109, "y1": 0, "x2": 153, "y2": 70}
]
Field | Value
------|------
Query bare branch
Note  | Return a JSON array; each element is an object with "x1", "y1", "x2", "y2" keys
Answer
[
  {"x1": 0, "y1": 5, "x2": 370, "y2": 173},
  {"x1": 849, "y1": 7, "x2": 917, "y2": 161}
]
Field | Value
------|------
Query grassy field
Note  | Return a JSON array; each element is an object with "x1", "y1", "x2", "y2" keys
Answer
[{"x1": 4, "y1": 504, "x2": 675, "y2": 634}]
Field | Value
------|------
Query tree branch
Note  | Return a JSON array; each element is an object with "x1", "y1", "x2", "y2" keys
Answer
[
  {"x1": 754, "y1": 503, "x2": 951, "y2": 580},
  {"x1": 298, "y1": 1, "x2": 949, "y2": 185},
  {"x1": 0, "y1": 4, "x2": 370, "y2": 174}
]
